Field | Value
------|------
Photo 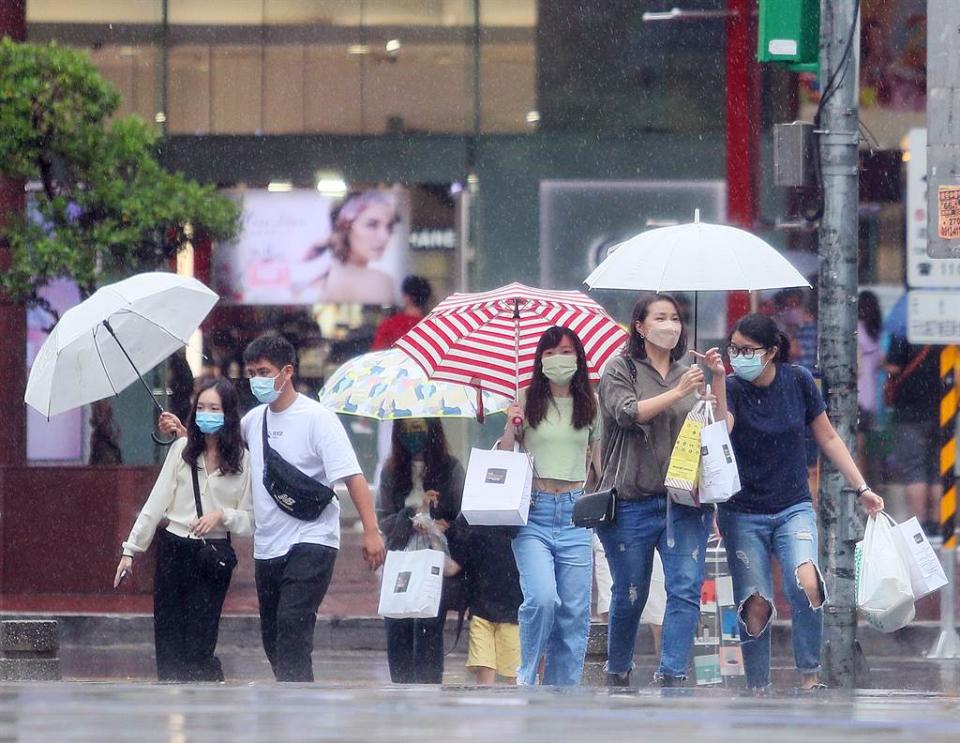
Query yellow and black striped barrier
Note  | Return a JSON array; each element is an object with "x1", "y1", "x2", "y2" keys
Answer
[{"x1": 940, "y1": 345, "x2": 958, "y2": 549}]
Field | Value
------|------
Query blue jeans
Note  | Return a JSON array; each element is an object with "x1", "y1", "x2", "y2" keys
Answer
[
  {"x1": 717, "y1": 500, "x2": 825, "y2": 688},
  {"x1": 597, "y1": 496, "x2": 711, "y2": 680},
  {"x1": 511, "y1": 490, "x2": 593, "y2": 686}
]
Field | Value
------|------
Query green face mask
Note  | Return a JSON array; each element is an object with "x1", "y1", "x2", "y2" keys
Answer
[{"x1": 541, "y1": 354, "x2": 578, "y2": 385}]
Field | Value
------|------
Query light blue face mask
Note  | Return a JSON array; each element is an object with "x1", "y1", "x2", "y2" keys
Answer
[
  {"x1": 729, "y1": 351, "x2": 768, "y2": 382},
  {"x1": 250, "y1": 370, "x2": 286, "y2": 404},
  {"x1": 195, "y1": 412, "x2": 225, "y2": 434}
]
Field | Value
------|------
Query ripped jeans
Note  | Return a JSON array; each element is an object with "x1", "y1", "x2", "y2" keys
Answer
[
  {"x1": 598, "y1": 496, "x2": 711, "y2": 680},
  {"x1": 717, "y1": 501, "x2": 825, "y2": 688}
]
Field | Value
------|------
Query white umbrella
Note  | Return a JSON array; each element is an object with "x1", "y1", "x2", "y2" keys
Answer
[
  {"x1": 584, "y1": 210, "x2": 812, "y2": 293},
  {"x1": 25, "y1": 272, "x2": 218, "y2": 421}
]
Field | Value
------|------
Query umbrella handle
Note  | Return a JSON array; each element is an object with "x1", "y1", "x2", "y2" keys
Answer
[{"x1": 152, "y1": 430, "x2": 177, "y2": 447}]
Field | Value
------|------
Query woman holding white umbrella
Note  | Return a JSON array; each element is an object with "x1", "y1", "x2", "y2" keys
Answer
[
  {"x1": 114, "y1": 378, "x2": 253, "y2": 681},
  {"x1": 596, "y1": 293, "x2": 726, "y2": 687}
]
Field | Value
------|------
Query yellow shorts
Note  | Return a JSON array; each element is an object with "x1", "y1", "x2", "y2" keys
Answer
[{"x1": 466, "y1": 616, "x2": 520, "y2": 678}]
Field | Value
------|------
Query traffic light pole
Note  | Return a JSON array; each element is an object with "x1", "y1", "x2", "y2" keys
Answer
[{"x1": 816, "y1": 0, "x2": 861, "y2": 689}]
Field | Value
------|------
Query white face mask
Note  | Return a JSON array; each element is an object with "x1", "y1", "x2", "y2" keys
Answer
[{"x1": 642, "y1": 321, "x2": 682, "y2": 351}]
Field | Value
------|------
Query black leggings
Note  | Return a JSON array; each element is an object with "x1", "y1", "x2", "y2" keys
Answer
[{"x1": 153, "y1": 530, "x2": 232, "y2": 681}]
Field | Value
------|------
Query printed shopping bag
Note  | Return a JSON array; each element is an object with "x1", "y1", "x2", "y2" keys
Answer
[
  {"x1": 698, "y1": 402, "x2": 741, "y2": 504},
  {"x1": 377, "y1": 549, "x2": 446, "y2": 619},
  {"x1": 855, "y1": 513, "x2": 916, "y2": 633},
  {"x1": 460, "y1": 446, "x2": 534, "y2": 526},
  {"x1": 892, "y1": 516, "x2": 949, "y2": 599},
  {"x1": 665, "y1": 402, "x2": 708, "y2": 506}
]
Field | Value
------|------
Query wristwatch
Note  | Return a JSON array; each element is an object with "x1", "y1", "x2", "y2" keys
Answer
[{"x1": 855, "y1": 485, "x2": 872, "y2": 497}]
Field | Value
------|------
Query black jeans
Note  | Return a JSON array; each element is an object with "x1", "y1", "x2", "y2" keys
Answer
[
  {"x1": 384, "y1": 612, "x2": 447, "y2": 684},
  {"x1": 153, "y1": 529, "x2": 232, "y2": 682},
  {"x1": 254, "y1": 543, "x2": 338, "y2": 682}
]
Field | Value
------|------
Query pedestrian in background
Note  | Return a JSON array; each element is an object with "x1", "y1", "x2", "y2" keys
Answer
[
  {"x1": 596, "y1": 293, "x2": 722, "y2": 687},
  {"x1": 377, "y1": 418, "x2": 464, "y2": 684},
  {"x1": 885, "y1": 328, "x2": 940, "y2": 534},
  {"x1": 501, "y1": 326, "x2": 599, "y2": 686},
  {"x1": 857, "y1": 290, "x2": 883, "y2": 480},
  {"x1": 720, "y1": 313, "x2": 884, "y2": 690},
  {"x1": 116, "y1": 378, "x2": 252, "y2": 681}
]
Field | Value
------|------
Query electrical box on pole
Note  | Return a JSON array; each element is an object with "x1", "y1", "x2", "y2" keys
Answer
[{"x1": 756, "y1": 0, "x2": 820, "y2": 71}]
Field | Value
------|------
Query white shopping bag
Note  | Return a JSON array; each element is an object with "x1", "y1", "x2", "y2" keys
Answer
[
  {"x1": 855, "y1": 513, "x2": 916, "y2": 633},
  {"x1": 892, "y1": 516, "x2": 949, "y2": 599},
  {"x1": 377, "y1": 549, "x2": 446, "y2": 619},
  {"x1": 698, "y1": 402, "x2": 740, "y2": 505},
  {"x1": 460, "y1": 446, "x2": 534, "y2": 526}
]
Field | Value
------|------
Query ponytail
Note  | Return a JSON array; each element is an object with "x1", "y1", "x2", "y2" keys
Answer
[{"x1": 730, "y1": 313, "x2": 791, "y2": 362}]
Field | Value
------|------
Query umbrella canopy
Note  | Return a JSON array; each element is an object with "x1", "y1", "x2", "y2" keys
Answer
[
  {"x1": 25, "y1": 272, "x2": 218, "y2": 418},
  {"x1": 395, "y1": 282, "x2": 627, "y2": 400},
  {"x1": 319, "y1": 349, "x2": 511, "y2": 420},
  {"x1": 584, "y1": 212, "x2": 812, "y2": 293}
]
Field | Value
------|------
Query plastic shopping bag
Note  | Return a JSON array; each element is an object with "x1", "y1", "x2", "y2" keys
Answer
[
  {"x1": 855, "y1": 513, "x2": 916, "y2": 633},
  {"x1": 665, "y1": 401, "x2": 708, "y2": 506},
  {"x1": 377, "y1": 549, "x2": 446, "y2": 619},
  {"x1": 698, "y1": 402, "x2": 741, "y2": 504},
  {"x1": 460, "y1": 446, "x2": 534, "y2": 526},
  {"x1": 892, "y1": 516, "x2": 949, "y2": 599}
]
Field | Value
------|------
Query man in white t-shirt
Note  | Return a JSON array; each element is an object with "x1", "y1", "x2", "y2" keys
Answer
[{"x1": 161, "y1": 334, "x2": 385, "y2": 682}]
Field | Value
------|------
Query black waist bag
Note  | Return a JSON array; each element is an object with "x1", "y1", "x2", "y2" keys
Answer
[{"x1": 262, "y1": 411, "x2": 337, "y2": 521}]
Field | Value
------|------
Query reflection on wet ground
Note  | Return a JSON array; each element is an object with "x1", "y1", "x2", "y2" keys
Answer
[{"x1": 1, "y1": 677, "x2": 959, "y2": 743}]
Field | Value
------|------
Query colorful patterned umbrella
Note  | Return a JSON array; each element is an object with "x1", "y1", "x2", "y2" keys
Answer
[
  {"x1": 319, "y1": 349, "x2": 511, "y2": 420},
  {"x1": 395, "y1": 282, "x2": 627, "y2": 400}
]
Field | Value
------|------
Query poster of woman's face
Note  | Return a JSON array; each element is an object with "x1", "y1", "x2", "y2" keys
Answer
[{"x1": 214, "y1": 187, "x2": 410, "y2": 306}]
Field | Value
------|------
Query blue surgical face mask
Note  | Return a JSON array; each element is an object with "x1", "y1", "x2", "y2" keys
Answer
[
  {"x1": 729, "y1": 351, "x2": 768, "y2": 382},
  {"x1": 250, "y1": 370, "x2": 287, "y2": 404},
  {"x1": 195, "y1": 412, "x2": 225, "y2": 434}
]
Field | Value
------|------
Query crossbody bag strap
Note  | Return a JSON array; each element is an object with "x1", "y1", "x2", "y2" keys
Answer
[
  {"x1": 261, "y1": 407, "x2": 270, "y2": 461},
  {"x1": 191, "y1": 458, "x2": 204, "y2": 520},
  {"x1": 891, "y1": 345, "x2": 932, "y2": 392}
]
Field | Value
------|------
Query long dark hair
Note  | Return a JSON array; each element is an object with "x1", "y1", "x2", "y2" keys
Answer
[
  {"x1": 383, "y1": 419, "x2": 459, "y2": 521},
  {"x1": 729, "y1": 313, "x2": 791, "y2": 364},
  {"x1": 858, "y1": 290, "x2": 881, "y2": 341},
  {"x1": 525, "y1": 326, "x2": 597, "y2": 430},
  {"x1": 182, "y1": 378, "x2": 245, "y2": 475},
  {"x1": 626, "y1": 293, "x2": 688, "y2": 362}
]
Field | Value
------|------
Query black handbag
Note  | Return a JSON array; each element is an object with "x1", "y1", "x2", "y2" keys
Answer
[
  {"x1": 572, "y1": 487, "x2": 617, "y2": 528},
  {"x1": 261, "y1": 410, "x2": 337, "y2": 521},
  {"x1": 191, "y1": 462, "x2": 238, "y2": 581}
]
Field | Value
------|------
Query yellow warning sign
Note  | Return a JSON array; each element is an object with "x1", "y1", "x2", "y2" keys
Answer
[{"x1": 938, "y1": 186, "x2": 960, "y2": 239}]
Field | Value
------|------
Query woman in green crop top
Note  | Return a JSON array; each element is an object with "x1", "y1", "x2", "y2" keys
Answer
[{"x1": 500, "y1": 325, "x2": 598, "y2": 686}]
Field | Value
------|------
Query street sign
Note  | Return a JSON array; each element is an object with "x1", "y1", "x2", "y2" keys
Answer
[
  {"x1": 907, "y1": 290, "x2": 960, "y2": 344},
  {"x1": 907, "y1": 129, "x2": 960, "y2": 287}
]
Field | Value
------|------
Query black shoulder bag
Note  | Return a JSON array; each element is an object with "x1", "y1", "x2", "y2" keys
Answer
[
  {"x1": 191, "y1": 462, "x2": 238, "y2": 580},
  {"x1": 261, "y1": 410, "x2": 337, "y2": 521},
  {"x1": 572, "y1": 358, "x2": 638, "y2": 528}
]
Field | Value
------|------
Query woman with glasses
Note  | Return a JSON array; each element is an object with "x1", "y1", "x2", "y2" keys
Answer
[
  {"x1": 596, "y1": 293, "x2": 725, "y2": 687},
  {"x1": 720, "y1": 313, "x2": 884, "y2": 690}
]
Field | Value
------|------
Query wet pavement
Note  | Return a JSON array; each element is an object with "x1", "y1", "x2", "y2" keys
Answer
[{"x1": 1, "y1": 676, "x2": 960, "y2": 742}]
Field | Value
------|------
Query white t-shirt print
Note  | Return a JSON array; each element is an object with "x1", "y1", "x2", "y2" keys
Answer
[{"x1": 241, "y1": 394, "x2": 362, "y2": 560}]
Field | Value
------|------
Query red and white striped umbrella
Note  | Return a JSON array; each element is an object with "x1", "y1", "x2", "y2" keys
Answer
[{"x1": 395, "y1": 282, "x2": 627, "y2": 400}]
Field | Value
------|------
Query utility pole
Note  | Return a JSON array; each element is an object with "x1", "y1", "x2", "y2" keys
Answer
[{"x1": 816, "y1": 0, "x2": 861, "y2": 688}]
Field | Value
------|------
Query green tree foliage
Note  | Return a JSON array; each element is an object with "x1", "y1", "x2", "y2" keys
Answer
[{"x1": 0, "y1": 39, "x2": 240, "y2": 309}]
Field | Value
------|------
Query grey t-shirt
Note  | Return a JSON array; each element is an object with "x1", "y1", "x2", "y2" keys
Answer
[{"x1": 598, "y1": 355, "x2": 698, "y2": 500}]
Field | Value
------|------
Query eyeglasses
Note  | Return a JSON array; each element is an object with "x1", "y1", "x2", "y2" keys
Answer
[{"x1": 726, "y1": 344, "x2": 766, "y2": 359}]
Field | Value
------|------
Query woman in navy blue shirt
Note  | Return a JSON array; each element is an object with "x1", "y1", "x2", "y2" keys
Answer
[{"x1": 720, "y1": 313, "x2": 884, "y2": 690}]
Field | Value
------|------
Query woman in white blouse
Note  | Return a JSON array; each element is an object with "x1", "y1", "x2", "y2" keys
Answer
[{"x1": 114, "y1": 378, "x2": 253, "y2": 681}]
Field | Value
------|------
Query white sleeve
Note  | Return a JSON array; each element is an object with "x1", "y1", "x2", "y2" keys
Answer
[
  {"x1": 314, "y1": 411, "x2": 362, "y2": 484},
  {"x1": 121, "y1": 439, "x2": 185, "y2": 557},
  {"x1": 221, "y1": 449, "x2": 254, "y2": 537}
]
